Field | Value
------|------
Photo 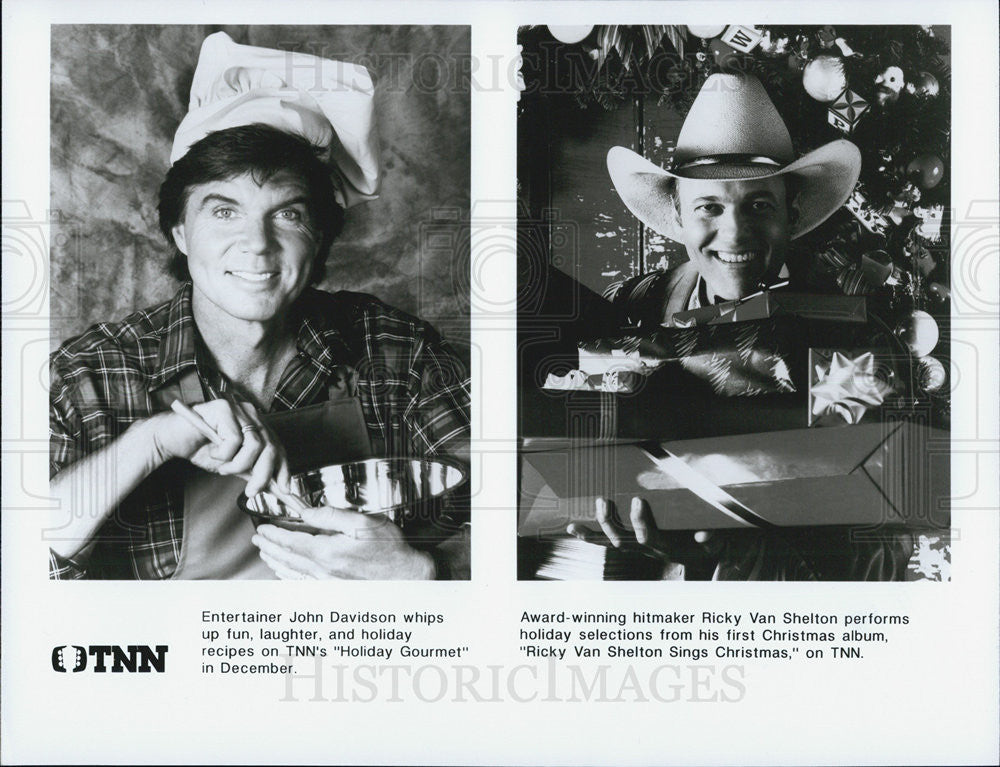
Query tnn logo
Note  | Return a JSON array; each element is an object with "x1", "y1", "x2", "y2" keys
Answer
[{"x1": 51, "y1": 645, "x2": 168, "y2": 673}]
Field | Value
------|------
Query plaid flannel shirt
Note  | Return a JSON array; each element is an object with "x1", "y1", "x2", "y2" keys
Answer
[{"x1": 49, "y1": 283, "x2": 470, "y2": 579}]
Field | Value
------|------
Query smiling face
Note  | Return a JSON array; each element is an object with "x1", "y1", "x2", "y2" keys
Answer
[
  {"x1": 674, "y1": 176, "x2": 794, "y2": 301},
  {"x1": 171, "y1": 172, "x2": 320, "y2": 327}
]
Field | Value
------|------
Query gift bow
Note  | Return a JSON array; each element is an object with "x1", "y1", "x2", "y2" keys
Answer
[{"x1": 810, "y1": 351, "x2": 890, "y2": 424}]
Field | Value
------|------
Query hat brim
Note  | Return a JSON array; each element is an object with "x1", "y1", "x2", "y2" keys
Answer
[{"x1": 607, "y1": 140, "x2": 861, "y2": 240}]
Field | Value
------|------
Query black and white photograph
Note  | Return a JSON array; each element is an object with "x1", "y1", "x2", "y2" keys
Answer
[
  {"x1": 517, "y1": 24, "x2": 953, "y2": 580},
  {"x1": 1, "y1": 3, "x2": 997, "y2": 765},
  {"x1": 46, "y1": 25, "x2": 472, "y2": 580}
]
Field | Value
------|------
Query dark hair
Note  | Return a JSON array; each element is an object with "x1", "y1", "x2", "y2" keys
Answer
[{"x1": 158, "y1": 124, "x2": 345, "y2": 284}]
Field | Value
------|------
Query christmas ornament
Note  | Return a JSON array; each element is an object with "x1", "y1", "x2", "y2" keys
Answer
[
  {"x1": 720, "y1": 25, "x2": 764, "y2": 53},
  {"x1": 874, "y1": 66, "x2": 905, "y2": 106},
  {"x1": 913, "y1": 205, "x2": 944, "y2": 242},
  {"x1": 695, "y1": 51, "x2": 707, "y2": 62},
  {"x1": 758, "y1": 31, "x2": 789, "y2": 55},
  {"x1": 916, "y1": 356, "x2": 947, "y2": 393},
  {"x1": 817, "y1": 25, "x2": 837, "y2": 48},
  {"x1": 844, "y1": 190, "x2": 890, "y2": 235},
  {"x1": 926, "y1": 282, "x2": 950, "y2": 304},
  {"x1": 828, "y1": 89, "x2": 869, "y2": 133},
  {"x1": 809, "y1": 350, "x2": 892, "y2": 425},
  {"x1": 802, "y1": 54, "x2": 847, "y2": 102},
  {"x1": 687, "y1": 25, "x2": 725, "y2": 39},
  {"x1": 906, "y1": 154, "x2": 945, "y2": 189},
  {"x1": 709, "y1": 38, "x2": 740, "y2": 69},
  {"x1": 906, "y1": 71, "x2": 940, "y2": 97},
  {"x1": 833, "y1": 38, "x2": 855, "y2": 57},
  {"x1": 547, "y1": 26, "x2": 594, "y2": 44},
  {"x1": 895, "y1": 310, "x2": 940, "y2": 357}
]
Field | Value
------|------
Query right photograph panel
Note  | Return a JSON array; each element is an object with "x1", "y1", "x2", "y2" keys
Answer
[{"x1": 516, "y1": 24, "x2": 952, "y2": 580}]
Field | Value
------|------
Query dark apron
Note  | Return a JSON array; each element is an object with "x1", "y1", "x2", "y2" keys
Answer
[{"x1": 153, "y1": 367, "x2": 372, "y2": 580}]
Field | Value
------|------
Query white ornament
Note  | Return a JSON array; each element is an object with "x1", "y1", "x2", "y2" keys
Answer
[
  {"x1": 547, "y1": 26, "x2": 593, "y2": 44},
  {"x1": 833, "y1": 38, "x2": 855, "y2": 56},
  {"x1": 914, "y1": 205, "x2": 945, "y2": 242},
  {"x1": 875, "y1": 66, "x2": 905, "y2": 93},
  {"x1": 896, "y1": 310, "x2": 940, "y2": 358},
  {"x1": 802, "y1": 55, "x2": 847, "y2": 102},
  {"x1": 917, "y1": 357, "x2": 947, "y2": 393},
  {"x1": 687, "y1": 25, "x2": 726, "y2": 39}
]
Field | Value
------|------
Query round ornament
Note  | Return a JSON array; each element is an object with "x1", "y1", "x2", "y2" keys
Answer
[
  {"x1": 907, "y1": 71, "x2": 940, "y2": 98},
  {"x1": 906, "y1": 154, "x2": 945, "y2": 190},
  {"x1": 708, "y1": 38, "x2": 739, "y2": 69},
  {"x1": 916, "y1": 356, "x2": 947, "y2": 393},
  {"x1": 895, "y1": 310, "x2": 940, "y2": 358},
  {"x1": 687, "y1": 25, "x2": 725, "y2": 39},
  {"x1": 817, "y1": 25, "x2": 837, "y2": 48},
  {"x1": 547, "y1": 26, "x2": 594, "y2": 44},
  {"x1": 802, "y1": 54, "x2": 847, "y2": 102},
  {"x1": 926, "y1": 282, "x2": 951, "y2": 303}
]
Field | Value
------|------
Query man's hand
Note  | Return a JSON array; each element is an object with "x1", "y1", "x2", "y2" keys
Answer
[
  {"x1": 146, "y1": 398, "x2": 291, "y2": 496},
  {"x1": 251, "y1": 507, "x2": 436, "y2": 580},
  {"x1": 49, "y1": 397, "x2": 289, "y2": 561},
  {"x1": 567, "y1": 497, "x2": 713, "y2": 568}
]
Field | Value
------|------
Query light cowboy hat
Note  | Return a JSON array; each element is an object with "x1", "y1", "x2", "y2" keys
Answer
[
  {"x1": 607, "y1": 73, "x2": 861, "y2": 239},
  {"x1": 171, "y1": 32, "x2": 381, "y2": 209}
]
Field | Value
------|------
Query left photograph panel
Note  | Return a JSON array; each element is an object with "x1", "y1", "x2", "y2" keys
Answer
[{"x1": 48, "y1": 25, "x2": 471, "y2": 580}]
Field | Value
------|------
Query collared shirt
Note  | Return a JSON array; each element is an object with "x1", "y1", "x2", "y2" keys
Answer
[{"x1": 49, "y1": 283, "x2": 470, "y2": 579}]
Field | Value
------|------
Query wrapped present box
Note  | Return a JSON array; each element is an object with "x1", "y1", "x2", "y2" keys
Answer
[
  {"x1": 519, "y1": 420, "x2": 950, "y2": 536},
  {"x1": 543, "y1": 369, "x2": 645, "y2": 393},
  {"x1": 577, "y1": 319, "x2": 801, "y2": 397},
  {"x1": 567, "y1": 294, "x2": 870, "y2": 398},
  {"x1": 666, "y1": 292, "x2": 867, "y2": 327}
]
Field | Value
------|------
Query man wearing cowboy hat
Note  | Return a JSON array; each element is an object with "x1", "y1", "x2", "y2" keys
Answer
[
  {"x1": 48, "y1": 33, "x2": 470, "y2": 581},
  {"x1": 605, "y1": 72, "x2": 860, "y2": 325},
  {"x1": 566, "y1": 74, "x2": 920, "y2": 579}
]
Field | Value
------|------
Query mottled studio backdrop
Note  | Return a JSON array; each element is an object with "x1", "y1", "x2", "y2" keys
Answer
[{"x1": 50, "y1": 25, "x2": 470, "y2": 351}]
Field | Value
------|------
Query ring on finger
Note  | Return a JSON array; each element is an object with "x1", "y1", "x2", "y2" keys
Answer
[{"x1": 241, "y1": 423, "x2": 261, "y2": 434}]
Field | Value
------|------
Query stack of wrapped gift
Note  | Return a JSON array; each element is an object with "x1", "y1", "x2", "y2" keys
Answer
[{"x1": 521, "y1": 290, "x2": 949, "y2": 555}]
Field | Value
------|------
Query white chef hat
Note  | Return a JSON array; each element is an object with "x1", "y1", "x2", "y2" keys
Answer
[{"x1": 170, "y1": 32, "x2": 381, "y2": 208}]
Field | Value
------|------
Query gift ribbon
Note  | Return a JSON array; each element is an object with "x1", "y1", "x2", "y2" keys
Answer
[{"x1": 637, "y1": 441, "x2": 777, "y2": 529}]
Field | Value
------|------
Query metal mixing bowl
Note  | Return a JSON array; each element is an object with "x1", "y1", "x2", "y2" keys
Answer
[{"x1": 238, "y1": 457, "x2": 467, "y2": 533}]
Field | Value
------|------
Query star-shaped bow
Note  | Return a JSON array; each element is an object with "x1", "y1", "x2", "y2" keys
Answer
[{"x1": 810, "y1": 351, "x2": 890, "y2": 425}]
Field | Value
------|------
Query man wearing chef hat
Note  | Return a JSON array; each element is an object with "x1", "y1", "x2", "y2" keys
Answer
[{"x1": 49, "y1": 32, "x2": 470, "y2": 580}]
